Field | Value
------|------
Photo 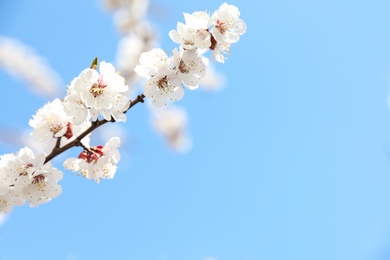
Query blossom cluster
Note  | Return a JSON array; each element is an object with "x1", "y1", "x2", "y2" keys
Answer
[
  {"x1": 0, "y1": 147, "x2": 62, "y2": 213},
  {"x1": 0, "y1": 61, "x2": 128, "y2": 213},
  {"x1": 105, "y1": 0, "x2": 156, "y2": 88},
  {"x1": 0, "y1": 2, "x2": 245, "y2": 214},
  {"x1": 134, "y1": 2, "x2": 246, "y2": 107}
]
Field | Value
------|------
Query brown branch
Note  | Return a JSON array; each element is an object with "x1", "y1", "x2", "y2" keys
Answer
[
  {"x1": 128, "y1": 93, "x2": 145, "y2": 111},
  {"x1": 43, "y1": 93, "x2": 145, "y2": 164},
  {"x1": 54, "y1": 137, "x2": 61, "y2": 149},
  {"x1": 75, "y1": 139, "x2": 91, "y2": 152}
]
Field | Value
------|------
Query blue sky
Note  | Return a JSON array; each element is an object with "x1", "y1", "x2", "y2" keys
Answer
[{"x1": 2, "y1": 1, "x2": 390, "y2": 260}]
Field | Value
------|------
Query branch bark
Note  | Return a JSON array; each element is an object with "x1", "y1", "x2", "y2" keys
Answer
[{"x1": 43, "y1": 93, "x2": 145, "y2": 164}]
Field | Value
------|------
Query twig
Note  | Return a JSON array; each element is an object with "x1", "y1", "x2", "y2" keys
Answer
[{"x1": 43, "y1": 93, "x2": 145, "y2": 164}]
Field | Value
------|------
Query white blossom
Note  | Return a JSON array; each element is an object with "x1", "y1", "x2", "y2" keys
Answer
[
  {"x1": 0, "y1": 147, "x2": 63, "y2": 213},
  {"x1": 211, "y1": 42, "x2": 231, "y2": 63},
  {"x1": 63, "y1": 83, "x2": 90, "y2": 125},
  {"x1": 29, "y1": 98, "x2": 68, "y2": 140},
  {"x1": 172, "y1": 48, "x2": 208, "y2": 90},
  {"x1": 74, "y1": 61, "x2": 128, "y2": 110},
  {"x1": 183, "y1": 11, "x2": 212, "y2": 30},
  {"x1": 29, "y1": 98, "x2": 70, "y2": 150},
  {"x1": 169, "y1": 22, "x2": 211, "y2": 50},
  {"x1": 16, "y1": 164, "x2": 63, "y2": 208},
  {"x1": 0, "y1": 191, "x2": 22, "y2": 214},
  {"x1": 96, "y1": 94, "x2": 130, "y2": 122},
  {"x1": 210, "y1": 3, "x2": 247, "y2": 44},
  {"x1": 169, "y1": 11, "x2": 212, "y2": 50},
  {"x1": 0, "y1": 153, "x2": 24, "y2": 213},
  {"x1": 29, "y1": 98, "x2": 90, "y2": 153},
  {"x1": 144, "y1": 72, "x2": 184, "y2": 108},
  {"x1": 134, "y1": 48, "x2": 169, "y2": 78},
  {"x1": 135, "y1": 48, "x2": 185, "y2": 107},
  {"x1": 63, "y1": 137, "x2": 121, "y2": 183},
  {"x1": 67, "y1": 61, "x2": 130, "y2": 122}
]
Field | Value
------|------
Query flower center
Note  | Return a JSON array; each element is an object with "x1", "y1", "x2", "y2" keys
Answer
[
  {"x1": 32, "y1": 174, "x2": 45, "y2": 185},
  {"x1": 179, "y1": 60, "x2": 190, "y2": 74},
  {"x1": 50, "y1": 124, "x2": 63, "y2": 136},
  {"x1": 90, "y1": 83, "x2": 104, "y2": 97},
  {"x1": 78, "y1": 146, "x2": 104, "y2": 164},
  {"x1": 18, "y1": 163, "x2": 33, "y2": 176},
  {"x1": 196, "y1": 29, "x2": 209, "y2": 41},
  {"x1": 89, "y1": 75, "x2": 107, "y2": 98},
  {"x1": 157, "y1": 77, "x2": 169, "y2": 93},
  {"x1": 216, "y1": 20, "x2": 228, "y2": 34},
  {"x1": 183, "y1": 39, "x2": 195, "y2": 46},
  {"x1": 25, "y1": 163, "x2": 33, "y2": 168}
]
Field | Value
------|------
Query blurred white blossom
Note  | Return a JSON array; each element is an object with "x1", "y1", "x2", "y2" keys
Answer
[
  {"x1": 199, "y1": 63, "x2": 226, "y2": 91},
  {"x1": 104, "y1": 0, "x2": 157, "y2": 93},
  {"x1": 0, "y1": 36, "x2": 62, "y2": 97},
  {"x1": 112, "y1": 0, "x2": 150, "y2": 34},
  {"x1": 152, "y1": 106, "x2": 191, "y2": 153}
]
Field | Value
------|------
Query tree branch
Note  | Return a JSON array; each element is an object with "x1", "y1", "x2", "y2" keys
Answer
[{"x1": 43, "y1": 93, "x2": 145, "y2": 164}]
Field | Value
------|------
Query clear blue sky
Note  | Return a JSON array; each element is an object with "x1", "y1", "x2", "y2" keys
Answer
[{"x1": 1, "y1": 1, "x2": 390, "y2": 260}]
